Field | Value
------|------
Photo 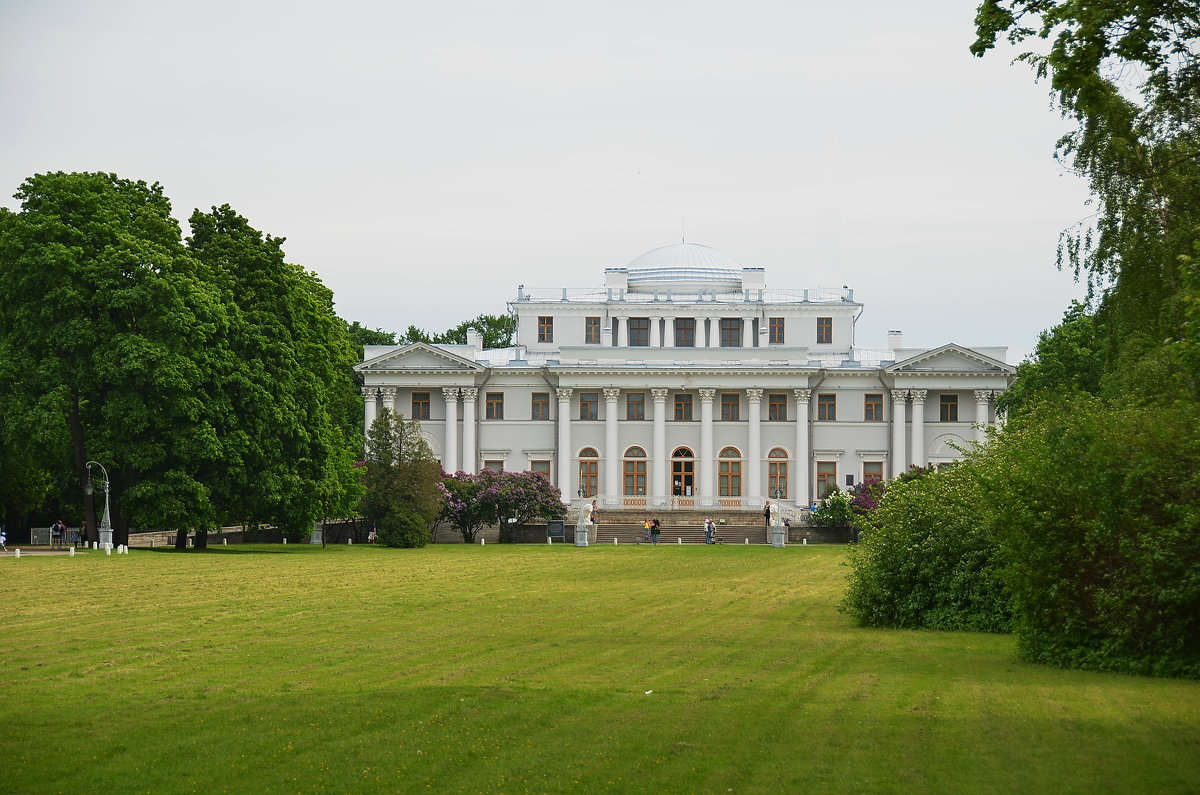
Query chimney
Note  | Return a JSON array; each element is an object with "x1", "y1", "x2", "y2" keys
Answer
[
  {"x1": 887, "y1": 330, "x2": 903, "y2": 350},
  {"x1": 466, "y1": 328, "x2": 484, "y2": 351}
]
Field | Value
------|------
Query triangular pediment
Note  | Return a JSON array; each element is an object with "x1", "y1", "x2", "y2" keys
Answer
[
  {"x1": 886, "y1": 344, "x2": 1012, "y2": 374},
  {"x1": 355, "y1": 343, "x2": 485, "y2": 373}
]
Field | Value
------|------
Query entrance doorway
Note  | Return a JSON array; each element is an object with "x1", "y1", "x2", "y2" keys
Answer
[{"x1": 672, "y1": 447, "x2": 695, "y2": 496}]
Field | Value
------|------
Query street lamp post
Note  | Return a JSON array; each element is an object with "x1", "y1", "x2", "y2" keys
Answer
[{"x1": 85, "y1": 460, "x2": 113, "y2": 550}]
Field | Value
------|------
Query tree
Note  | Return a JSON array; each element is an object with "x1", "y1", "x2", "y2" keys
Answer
[
  {"x1": 186, "y1": 204, "x2": 364, "y2": 535},
  {"x1": 0, "y1": 172, "x2": 227, "y2": 545},
  {"x1": 995, "y1": 301, "x2": 1103, "y2": 418},
  {"x1": 398, "y1": 313, "x2": 516, "y2": 349},
  {"x1": 438, "y1": 469, "x2": 565, "y2": 543},
  {"x1": 346, "y1": 321, "x2": 397, "y2": 358},
  {"x1": 438, "y1": 473, "x2": 490, "y2": 543},
  {"x1": 362, "y1": 408, "x2": 442, "y2": 547}
]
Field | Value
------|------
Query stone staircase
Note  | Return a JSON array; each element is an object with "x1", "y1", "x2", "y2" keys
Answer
[{"x1": 578, "y1": 507, "x2": 773, "y2": 545}]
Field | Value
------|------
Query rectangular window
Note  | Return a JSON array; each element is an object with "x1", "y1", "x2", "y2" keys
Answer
[
  {"x1": 627, "y1": 317, "x2": 650, "y2": 347},
  {"x1": 768, "y1": 317, "x2": 785, "y2": 344},
  {"x1": 863, "y1": 462, "x2": 883, "y2": 483},
  {"x1": 411, "y1": 392, "x2": 430, "y2": 420},
  {"x1": 626, "y1": 392, "x2": 646, "y2": 421},
  {"x1": 768, "y1": 461, "x2": 788, "y2": 499},
  {"x1": 768, "y1": 393, "x2": 787, "y2": 421},
  {"x1": 537, "y1": 316, "x2": 553, "y2": 343},
  {"x1": 485, "y1": 392, "x2": 504, "y2": 420},
  {"x1": 674, "y1": 393, "x2": 693, "y2": 421},
  {"x1": 816, "y1": 461, "x2": 837, "y2": 499},
  {"x1": 816, "y1": 317, "x2": 832, "y2": 344},
  {"x1": 817, "y1": 393, "x2": 836, "y2": 421},
  {"x1": 623, "y1": 460, "x2": 646, "y2": 496},
  {"x1": 483, "y1": 460, "x2": 503, "y2": 471},
  {"x1": 941, "y1": 394, "x2": 959, "y2": 422},
  {"x1": 585, "y1": 316, "x2": 601, "y2": 344},
  {"x1": 719, "y1": 460, "x2": 742, "y2": 496},
  {"x1": 674, "y1": 317, "x2": 695, "y2": 347},
  {"x1": 531, "y1": 392, "x2": 550, "y2": 420},
  {"x1": 579, "y1": 460, "x2": 598, "y2": 497},
  {"x1": 864, "y1": 393, "x2": 883, "y2": 422},
  {"x1": 720, "y1": 393, "x2": 740, "y2": 421},
  {"x1": 579, "y1": 391, "x2": 598, "y2": 421},
  {"x1": 720, "y1": 318, "x2": 742, "y2": 347},
  {"x1": 531, "y1": 460, "x2": 551, "y2": 478}
]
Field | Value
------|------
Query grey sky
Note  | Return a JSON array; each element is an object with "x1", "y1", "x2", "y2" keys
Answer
[{"x1": 1, "y1": 0, "x2": 1090, "y2": 362}]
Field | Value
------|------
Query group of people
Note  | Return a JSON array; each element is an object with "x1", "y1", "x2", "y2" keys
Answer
[
  {"x1": 641, "y1": 518, "x2": 661, "y2": 544},
  {"x1": 49, "y1": 519, "x2": 83, "y2": 550}
]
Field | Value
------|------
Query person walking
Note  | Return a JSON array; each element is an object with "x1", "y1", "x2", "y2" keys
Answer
[
  {"x1": 763, "y1": 501, "x2": 772, "y2": 528},
  {"x1": 651, "y1": 518, "x2": 661, "y2": 545},
  {"x1": 704, "y1": 518, "x2": 715, "y2": 545},
  {"x1": 0, "y1": 528, "x2": 8, "y2": 555}
]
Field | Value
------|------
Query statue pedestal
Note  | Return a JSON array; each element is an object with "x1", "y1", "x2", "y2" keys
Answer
[{"x1": 770, "y1": 526, "x2": 787, "y2": 548}]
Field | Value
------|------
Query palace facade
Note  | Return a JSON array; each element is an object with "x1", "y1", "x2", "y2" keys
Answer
[{"x1": 356, "y1": 242, "x2": 1013, "y2": 508}]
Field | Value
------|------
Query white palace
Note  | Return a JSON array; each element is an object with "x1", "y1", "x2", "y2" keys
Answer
[{"x1": 356, "y1": 242, "x2": 1014, "y2": 509}]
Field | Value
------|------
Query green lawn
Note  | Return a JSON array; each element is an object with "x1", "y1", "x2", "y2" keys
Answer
[{"x1": 2, "y1": 544, "x2": 1197, "y2": 793}]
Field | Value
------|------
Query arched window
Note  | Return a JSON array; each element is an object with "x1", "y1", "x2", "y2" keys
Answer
[
  {"x1": 578, "y1": 448, "x2": 599, "y2": 497},
  {"x1": 718, "y1": 447, "x2": 742, "y2": 497},
  {"x1": 671, "y1": 447, "x2": 695, "y2": 496},
  {"x1": 768, "y1": 447, "x2": 788, "y2": 500},
  {"x1": 623, "y1": 446, "x2": 647, "y2": 496}
]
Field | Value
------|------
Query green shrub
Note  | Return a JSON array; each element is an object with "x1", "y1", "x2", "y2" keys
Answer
[
  {"x1": 979, "y1": 396, "x2": 1200, "y2": 678},
  {"x1": 842, "y1": 460, "x2": 1011, "y2": 633},
  {"x1": 378, "y1": 505, "x2": 431, "y2": 548}
]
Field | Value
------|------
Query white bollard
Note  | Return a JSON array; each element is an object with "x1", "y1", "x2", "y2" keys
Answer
[
  {"x1": 93, "y1": 541, "x2": 98, "y2": 550},
  {"x1": 480, "y1": 538, "x2": 485, "y2": 545},
  {"x1": 283, "y1": 537, "x2": 288, "y2": 544},
  {"x1": 613, "y1": 537, "x2": 617, "y2": 545},
  {"x1": 678, "y1": 537, "x2": 682, "y2": 544},
  {"x1": 347, "y1": 538, "x2": 352, "y2": 544},
  {"x1": 69, "y1": 547, "x2": 75, "y2": 557},
  {"x1": 14, "y1": 549, "x2": 20, "y2": 558},
  {"x1": 803, "y1": 538, "x2": 808, "y2": 545},
  {"x1": 745, "y1": 538, "x2": 749, "y2": 545},
  {"x1": 223, "y1": 538, "x2": 227, "y2": 545},
  {"x1": 105, "y1": 547, "x2": 111, "y2": 556},
  {"x1": 547, "y1": 537, "x2": 552, "y2": 545}
]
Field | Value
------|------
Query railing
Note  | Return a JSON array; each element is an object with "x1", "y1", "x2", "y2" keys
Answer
[{"x1": 514, "y1": 286, "x2": 855, "y2": 304}]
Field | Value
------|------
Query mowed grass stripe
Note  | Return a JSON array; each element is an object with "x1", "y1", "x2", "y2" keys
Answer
[{"x1": 2, "y1": 545, "x2": 1197, "y2": 793}]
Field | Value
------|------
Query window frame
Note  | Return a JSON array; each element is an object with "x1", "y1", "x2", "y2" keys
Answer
[
  {"x1": 485, "y1": 392, "x2": 504, "y2": 420},
  {"x1": 864, "y1": 393, "x2": 883, "y2": 422},
  {"x1": 940, "y1": 393, "x2": 959, "y2": 422},
  {"x1": 816, "y1": 317, "x2": 832, "y2": 344},
  {"x1": 768, "y1": 393, "x2": 787, "y2": 421},
  {"x1": 674, "y1": 393, "x2": 694, "y2": 422},
  {"x1": 719, "y1": 318, "x2": 742, "y2": 348},
  {"x1": 627, "y1": 317, "x2": 650, "y2": 347},
  {"x1": 720, "y1": 392, "x2": 740, "y2": 421},
  {"x1": 531, "y1": 392, "x2": 550, "y2": 421},
  {"x1": 411, "y1": 391, "x2": 430, "y2": 420},
  {"x1": 625, "y1": 392, "x2": 646, "y2": 421},
  {"x1": 817, "y1": 393, "x2": 836, "y2": 422},
  {"x1": 768, "y1": 317, "x2": 785, "y2": 344},
  {"x1": 537, "y1": 316, "x2": 554, "y2": 343},
  {"x1": 579, "y1": 391, "x2": 599, "y2": 421},
  {"x1": 674, "y1": 317, "x2": 696, "y2": 347},
  {"x1": 584, "y1": 316, "x2": 601, "y2": 345},
  {"x1": 816, "y1": 461, "x2": 837, "y2": 498},
  {"x1": 863, "y1": 462, "x2": 884, "y2": 483}
]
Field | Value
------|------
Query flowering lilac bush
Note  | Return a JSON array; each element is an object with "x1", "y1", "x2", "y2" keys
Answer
[{"x1": 440, "y1": 469, "x2": 566, "y2": 543}]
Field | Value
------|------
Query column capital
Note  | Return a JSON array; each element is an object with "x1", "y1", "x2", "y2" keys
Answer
[
  {"x1": 556, "y1": 387, "x2": 573, "y2": 402},
  {"x1": 745, "y1": 388, "x2": 763, "y2": 404},
  {"x1": 602, "y1": 388, "x2": 621, "y2": 402},
  {"x1": 909, "y1": 389, "x2": 927, "y2": 404},
  {"x1": 974, "y1": 389, "x2": 993, "y2": 403},
  {"x1": 378, "y1": 386, "x2": 397, "y2": 401},
  {"x1": 650, "y1": 387, "x2": 669, "y2": 402},
  {"x1": 698, "y1": 388, "x2": 716, "y2": 403},
  {"x1": 892, "y1": 389, "x2": 909, "y2": 403},
  {"x1": 361, "y1": 386, "x2": 378, "y2": 400},
  {"x1": 793, "y1": 388, "x2": 812, "y2": 404},
  {"x1": 460, "y1": 387, "x2": 479, "y2": 402},
  {"x1": 442, "y1": 387, "x2": 460, "y2": 401}
]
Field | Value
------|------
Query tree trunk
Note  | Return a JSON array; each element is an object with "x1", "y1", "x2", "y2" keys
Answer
[
  {"x1": 69, "y1": 391, "x2": 96, "y2": 542},
  {"x1": 194, "y1": 528, "x2": 208, "y2": 550},
  {"x1": 174, "y1": 528, "x2": 188, "y2": 550}
]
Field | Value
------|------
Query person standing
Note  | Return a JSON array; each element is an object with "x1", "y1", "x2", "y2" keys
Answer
[
  {"x1": 588, "y1": 500, "x2": 598, "y2": 526},
  {"x1": 0, "y1": 528, "x2": 8, "y2": 555},
  {"x1": 651, "y1": 518, "x2": 661, "y2": 545},
  {"x1": 643, "y1": 519, "x2": 652, "y2": 543},
  {"x1": 50, "y1": 519, "x2": 65, "y2": 550},
  {"x1": 763, "y1": 501, "x2": 771, "y2": 528},
  {"x1": 704, "y1": 518, "x2": 714, "y2": 545}
]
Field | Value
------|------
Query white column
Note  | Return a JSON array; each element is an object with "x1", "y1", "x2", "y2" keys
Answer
[
  {"x1": 910, "y1": 389, "x2": 927, "y2": 470},
  {"x1": 556, "y1": 388, "x2": 573, "y2": 501},
  {"x1": 742, "y1": 317, "x2": 752, "y2": 348},
  {"x1": 746, "y1": 388, "x2": 763, "y2": 506},
  {"x1": 794, "y1": 389, "x2": 811, "y2": 506},
  {"x1": 699, "y1": 388, "x2": 715, "y2": 506},
  {"x1": 461, "y1": 387, "x2": 478, "y2": 474},
  {"x1": 442, "y1": 388, "x2": 459, "y2": 473},
  {"x1": 891, "y1": 390, "x2": 908, "y2": 478},
  {"x1": 975, "y1": 390, "x2": 992, "y2": 443},
  {"x1": 612, "y1": 317, "x2": 625, "y2": 346},
  {"x1": 379, "y1": 387, "x2": 398, "y2": 417},
  {"x1": 362, "y1": 387, "x2": 378, "y2": 443},
  {"x1": 650, "y1": 316, "x2": 662, "y2": 348},
  {"x1": 706, "y1": 318, "x2": 717, "y2": 348},
  {"x1": 603, "y1": 388, "x2": 620, "y2": 504},
  {"x1": 651, "y1": 388, "x2": 669, "y2": 506}
]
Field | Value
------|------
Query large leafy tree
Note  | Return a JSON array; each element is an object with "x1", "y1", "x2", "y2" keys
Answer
[
  {"x1": 0, "y1": 172, "x2": 226, "y2": 544},
  {"x1": 186, "y1": 205, "x2": 363, "y2": 534},
  {"x1": 996, "y1": 301, "x2": 1103, "y2": 418}
]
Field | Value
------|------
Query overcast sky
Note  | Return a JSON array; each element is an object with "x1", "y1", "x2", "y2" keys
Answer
[{"x1": 1, "y1": 0, "x2": 1091, "y2": 363}]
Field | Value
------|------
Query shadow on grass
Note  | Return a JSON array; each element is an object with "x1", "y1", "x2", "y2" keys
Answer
[{"x1": 140, "y1": 544, "x2": 335, "y2": 555}]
